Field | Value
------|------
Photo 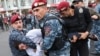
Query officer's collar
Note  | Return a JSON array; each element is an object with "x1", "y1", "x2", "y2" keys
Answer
[
  {"x1": 12, "y1": 28, "x2": 24, "y2": 32},
  {"x1": 44, "y1": 12, "x2": 49, "y2": 19}
]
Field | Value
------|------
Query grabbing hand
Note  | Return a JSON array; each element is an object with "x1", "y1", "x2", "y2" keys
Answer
[
  {"x1": 70, "y1": 35, "x2": 78, "y2": 43},
  {"x1": 18, "y1": 43, "x2": 27, "y2": 50},
  {"x1": 91, "y1": 15, "x2": 98, "y2": 20},
  {"x1": 79, "y1": 31, "x2": 89, "y2": 40}
]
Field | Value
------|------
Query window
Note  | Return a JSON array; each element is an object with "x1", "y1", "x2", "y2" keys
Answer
[
  {"x1": 20, "y1": 0, "x2": 25, "y2": 6},
  {"x1": 13, "y1": 0, "x2": 18, "y2": 7}
]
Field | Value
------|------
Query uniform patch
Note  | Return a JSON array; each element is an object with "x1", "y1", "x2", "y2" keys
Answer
[
  {"x1": 44, "y1": 26, "x2": 51, "y2": 36},
  {"x1": 79, "y1": 8, "x2": 83, "y2": 13}
]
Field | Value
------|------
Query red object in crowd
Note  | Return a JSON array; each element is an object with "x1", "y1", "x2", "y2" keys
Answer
[
  {"x1": 11, "y1": 15, "x2": 20, "y2": 24},
  {"x1": 32, "y1": 0, "x2": 47, "y2": 9},
  {"x1": 57, "y1": 1, "x2": 69, "y2": 11},
  {"x1": 28, "y1": 9, "x2": 33, "y2": 14},
  {"x1": 3, "y1": 17, "x2": 8, "y2": 23},
  {"x1": 50, "y1": 4, "x2": 58, "y2": 7}
]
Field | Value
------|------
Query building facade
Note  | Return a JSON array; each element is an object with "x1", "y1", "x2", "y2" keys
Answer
[
  {"x1": 0, "y1": 0, "x2": 94, "y2": 16},
  {"x1": 0, "y1": 0, "x2": 33, "y2": 16}
]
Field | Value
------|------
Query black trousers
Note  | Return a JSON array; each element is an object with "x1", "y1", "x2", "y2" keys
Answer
[
  {"x1": 0, "y1": 23, "x2": 4, "y2": 30},
  {"x1": 70, "y1": 40, "x2": 89, "y2": 56},
  {"x1": 4, "y1": 23, "x2": 9, "y2": 30}
]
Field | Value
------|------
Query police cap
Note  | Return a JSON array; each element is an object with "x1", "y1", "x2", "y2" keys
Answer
[
  {"x1": 57, "y1": 1, "x2": 69, "y2": 12},
  {"x1": 32, "y1": 0, "x2": 47, "y2": 9},
  {"x1": 11, "y1": 15, "x2": 21, "y2": 24}
]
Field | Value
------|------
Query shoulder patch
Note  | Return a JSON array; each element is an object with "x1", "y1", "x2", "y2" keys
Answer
[{"x1": 44, "y1": 26, "x2": 51, "y2": 36}]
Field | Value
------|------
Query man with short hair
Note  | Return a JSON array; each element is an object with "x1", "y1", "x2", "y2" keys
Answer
[
  {"x1": 31, "y1": 0, "x2": 70, "y2": 56},
  {"x1": 57, "y1": 1, "x2": 92, "y2": 56},
  {"x1": 9, "y1": 15, "x2": 36, "y2": 56}
]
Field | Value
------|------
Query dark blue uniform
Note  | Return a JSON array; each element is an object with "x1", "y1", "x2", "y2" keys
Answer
[
  {"x1": 9, "y1": 29, "x2": 36, "y2": 56},
  {"x1": 90, "y1": 19, "x2": 100, "y2": 54},
  {"x1": 39, "y1": 13, "x2": 70, "y2": 56}
]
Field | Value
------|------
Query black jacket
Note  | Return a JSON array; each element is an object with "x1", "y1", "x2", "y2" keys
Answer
[{"x1": 62, "y1": 7, "x2": 92, "y2": 33}]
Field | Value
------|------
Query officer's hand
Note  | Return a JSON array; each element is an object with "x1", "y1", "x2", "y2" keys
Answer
[
  {"x1": 70, "y1": 35, "x2": 78, "y2": 43},
  {"x1": 79, "y1": 31, "x2": 89, "y2": 40},
  {"x1": 18, "y1": 43, "x2": 27, "y2": 50},
  {"x1": 91, "y1": 15, "x2": 98, "y2": 20}
]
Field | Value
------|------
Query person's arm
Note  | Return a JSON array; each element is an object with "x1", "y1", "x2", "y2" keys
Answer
[
  {"x1": 79, "y1": 8, "x2": 93, "y2": 40},
  {"x1": 10, "y1": 32, "x2": 36, "y2": 49},
  {"x1": 42, "y1": 19, "x2": 62, "y2": 50},
  {"x1": 84, "y1": 8, "x2": 93, "y2": 32},
  {"x1": 9, "y1": 43, "x2": 22, "y2": 56},
  {"x1": 89, "y1": 8, "x2": 100, "y2": 20}
]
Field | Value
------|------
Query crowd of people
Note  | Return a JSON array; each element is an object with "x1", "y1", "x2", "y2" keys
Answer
[
  {"x1": 8, "y1": 0, "x2": 100, "y2": 56},
  {"x1": 0, "y1": 14, "x2": 10, "y2": 31}
]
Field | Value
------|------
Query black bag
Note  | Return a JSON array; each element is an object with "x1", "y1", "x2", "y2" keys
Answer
[
  {"x1": 40, "y1": 16, "x2": 66, "y2": 51},
  {"x1": 48, "y1": 36, "x2": 65, "y2": 50},
  {"x1": 88, "y1": 33, "x2": 99, "y2": 41}
]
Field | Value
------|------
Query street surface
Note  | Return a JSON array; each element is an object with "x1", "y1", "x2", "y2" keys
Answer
[{"x1": 0, "y1": 30, "x2": 12, "y2": 56}]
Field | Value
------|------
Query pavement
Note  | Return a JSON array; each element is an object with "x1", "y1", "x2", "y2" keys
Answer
[{"x1": 0, "y1": 30, "x2": 12, "y2": 56}]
